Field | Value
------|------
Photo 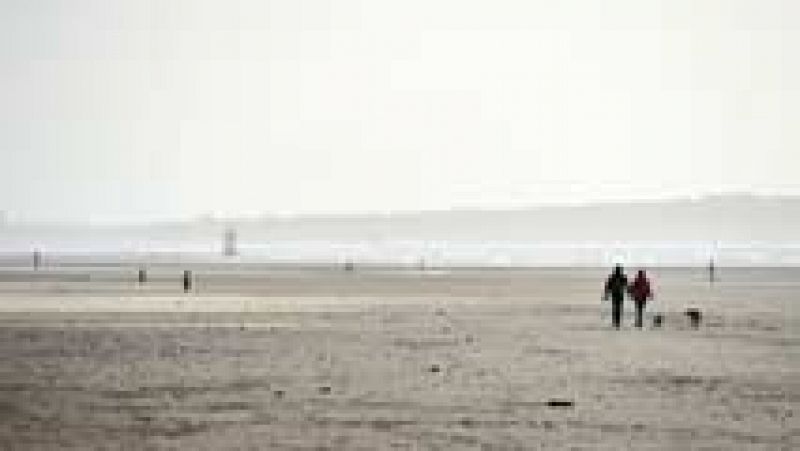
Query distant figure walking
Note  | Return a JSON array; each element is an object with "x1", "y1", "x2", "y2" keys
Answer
[
  {"x1": 183, "y1": 270, "x2": 192, "y2": 293},
  {"x1": 629, "y1": 270, "x2": 653, "y2": 328},
  {"x1": 708, "y1": 259, "x2": 715, "y2": 284},
  {"x1": 603, "y1": 264, "x2": 628, "y2": 329},
  {"x1": 32, "y1": 249, "x2": 42, "y2": 271}
]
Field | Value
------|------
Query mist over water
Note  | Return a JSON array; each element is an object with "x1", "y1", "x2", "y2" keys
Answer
[
  {"x1": 2, "y1": 197, "x2": 798, "y2": 266},
  {"x1": 1, "y1": 236, "x2": 798, "y2": 267}
]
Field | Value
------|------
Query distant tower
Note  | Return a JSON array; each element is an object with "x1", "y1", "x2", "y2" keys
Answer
[{"x1": 224, "y1": 228, "x2": 238, "y2": 257}]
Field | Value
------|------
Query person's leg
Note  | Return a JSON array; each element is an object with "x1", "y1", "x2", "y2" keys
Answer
[
  {"x1": 612, "y1": 298, "x2": 622, "y2": 328},
  {"x1": 635, "y1": 301, "x2": 644, "y2": 328}
]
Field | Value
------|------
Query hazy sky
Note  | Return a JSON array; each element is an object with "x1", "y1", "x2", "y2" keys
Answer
[{"x1": 1, "y1": 0, "x2": 798, "y2": 222}]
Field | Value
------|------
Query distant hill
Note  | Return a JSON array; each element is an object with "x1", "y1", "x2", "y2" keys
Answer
[
  {"x1": 213, "y1": 195, "x2": 800, "y2": 242},
  {"x1": 2, "y1": 195, "x2": 798, "y2": 266},
  {"x1": 3, "y1": 195, "x2": 799, "y2": 243}
]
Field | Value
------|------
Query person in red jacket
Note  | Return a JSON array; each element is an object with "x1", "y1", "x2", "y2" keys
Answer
[{"x1": 629, "y1": 270, "x2": 653, "y2": 328}]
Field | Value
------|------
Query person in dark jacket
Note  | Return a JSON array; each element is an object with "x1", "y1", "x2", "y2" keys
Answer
[
  {"x1": 603, "y1": 264, "x2": 628, "y2": 329},
  {"x1": 629, "y1": 270, "x2": 653, "y2": 328}
]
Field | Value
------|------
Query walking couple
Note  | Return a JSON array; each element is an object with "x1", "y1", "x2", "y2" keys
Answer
[{"x1": 603, "y1": 264, "x2": 653, "y2": 329}]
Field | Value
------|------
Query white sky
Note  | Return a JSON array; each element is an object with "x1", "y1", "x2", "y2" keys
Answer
[{"x1": 1, "y1": 0, "x2": 798, "y2": 222}]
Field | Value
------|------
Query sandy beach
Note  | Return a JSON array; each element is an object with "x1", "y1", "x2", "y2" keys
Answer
[{"x1": 0, "y1": 265, "x2": 796, "y2": 449}]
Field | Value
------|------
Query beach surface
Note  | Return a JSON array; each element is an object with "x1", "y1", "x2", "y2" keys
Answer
[{"x1": 0, "y1": 266, "x2": 796, "y2": 449}]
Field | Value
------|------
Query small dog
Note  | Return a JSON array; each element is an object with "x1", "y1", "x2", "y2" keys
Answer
[
  {"x1": 685, "y1": 308, "x2": 702, "y2": 328},
  {"x1": 652, "y1": 314, "x2": 664, "y2": 328}
]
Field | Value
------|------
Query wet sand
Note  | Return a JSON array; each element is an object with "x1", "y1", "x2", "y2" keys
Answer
[{"x1": 0, "y1": 266, "x2": 796, "y2": 449}]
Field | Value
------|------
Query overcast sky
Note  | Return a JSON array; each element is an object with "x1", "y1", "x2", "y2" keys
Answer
[{"x1": 1, "y1": 0, "x2": 798, "y2": 222}]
